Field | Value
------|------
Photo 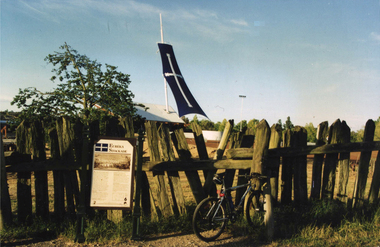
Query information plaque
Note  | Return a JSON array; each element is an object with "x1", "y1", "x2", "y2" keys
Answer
[{"x1": 90, "y1": 138, "x2": 135, "y2": 210}]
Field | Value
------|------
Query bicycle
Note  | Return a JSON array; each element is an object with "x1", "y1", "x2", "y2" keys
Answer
[{"x1": 192, "y1": 172, "x2": 267, "y2": 242}]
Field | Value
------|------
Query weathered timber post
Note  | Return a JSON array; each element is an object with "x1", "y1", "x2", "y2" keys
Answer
[
  {"x1": 1, "y1": 135, "x2": 12, "y2": 229},
  {"x1": 352, "y1": 119, "x2": 375, "y2": 208},
  {"x1": 75, "y1": 122, "x2": 89, "y2": 243},
  {"x1": 310, "y1": 121, "x2": 328, "y2": 199},
  {"x1": 234, "y1": 127, "x2": 255, "y2": 205},
  {"x1": 337, "y1": 121, "x2": 351, "y2": 203},
  {"x1": 16, "y1": 121, "x2": 33, "y2": 224},
  {"x1": 48, "y1": 127, "x2": 65, "y2": 221},
  {"x1": 191, "y1": 122, "x2": 216, "y2": 197},
  {"x1": 145, "y1": 121, "x2": 173, "y2": 217},
  {"x1": 368, "y1": 151, "x2": 380, "y2": 204},
  {"x1": 31, "y1": 120, "x2": 49, "y2": 219},
  {"x1": 158, "y1": 123, "x2": 186, "y2": 215},
  {"x1": 56, "y1": 117, "x2": 78, "y2": 220},
  {"x1": 250, "y1": 119, "x2": 273, "y2": 240},
  {"x1": 268, "y1": 124, "x2": 282, "y2": 205},
  {"x1": 171, "y1": 127, "x2": 206, "y2": 204},
  {"x1": 214, "y1": 120, "x2": 235, "y2": 200},
  {"x1": 214, "y1": 120, "x2": 234, "y2": 160},
  {"x1": 281, "y1": 129, "x2": 293, "y2": 204},
  {"x1": 293, "y1": 126, "x2": 308, "y2": 204},
  {"x1": 322, "y1": 119, "x2": 342, "y2": 200}
]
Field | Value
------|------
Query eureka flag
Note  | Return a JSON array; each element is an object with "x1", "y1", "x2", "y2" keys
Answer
[{"x1": 158, "y1": 43, "x2": 208, "y2": 118}]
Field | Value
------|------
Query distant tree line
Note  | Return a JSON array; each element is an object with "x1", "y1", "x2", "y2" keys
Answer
[{"x1": 182, "y1": 115, "x2": 380, "y2": 144}]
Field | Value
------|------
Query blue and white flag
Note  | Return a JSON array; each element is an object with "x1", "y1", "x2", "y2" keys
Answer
[{"x1": 158, "y1": 43, "x2": 208, "y2": 118}]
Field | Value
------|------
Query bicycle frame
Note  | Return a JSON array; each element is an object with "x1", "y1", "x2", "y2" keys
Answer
[{"x1": 218, "y1": 179, "x2": 255, "y2": 213}]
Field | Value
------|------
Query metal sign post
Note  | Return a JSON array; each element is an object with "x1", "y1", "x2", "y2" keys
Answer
[{"x1": 132, "y1": 129, "x2": 144, "y2": 240}]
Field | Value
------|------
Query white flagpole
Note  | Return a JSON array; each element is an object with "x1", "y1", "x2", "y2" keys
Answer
[{"x1": 160, "y1": 13, "x2": 169, "y2": 113}]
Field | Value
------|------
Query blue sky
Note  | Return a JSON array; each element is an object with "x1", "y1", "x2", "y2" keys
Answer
[{"x1": 1, "y1": 0, "x2": 379, "y2": 131}]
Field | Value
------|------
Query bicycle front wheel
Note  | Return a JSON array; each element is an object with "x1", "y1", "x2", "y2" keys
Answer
[
  {"x1": 245, "y1": 191, "x2": 265, "y2": 227},
  {"x1": 192, "y1": 197, "x2": 227, "y2": 242}
]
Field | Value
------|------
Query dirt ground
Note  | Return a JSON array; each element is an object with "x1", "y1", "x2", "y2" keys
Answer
[{"x1": 2, "y1": 233, "x2": 274, "y2": 247}]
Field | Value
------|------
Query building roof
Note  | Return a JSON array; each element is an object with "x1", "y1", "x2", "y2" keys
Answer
[{"x1": 135, "y1": 103, "x2": 184, "y2": 124}]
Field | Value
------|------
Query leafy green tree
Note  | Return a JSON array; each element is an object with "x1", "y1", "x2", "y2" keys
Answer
[
  {"x1": 284, "y1": 116, "x2": 294, "y2": 130},
  {"x1": 234, "y1": 120, "x2": 247, "y2": 132},
  {"x1": 218, "y1": 119, "x2": 227, "y2": 132},
  {"x1": 304, "y1": 122, "x2": 317, "y2": 143},
  {"x1": 190, "y1": 115, "x2": 200, "y2": 125},
  {"x1": 351, "y1": 129, "x2": 364, "y2": 142},
  {"x1": 199, "y1": 119, "x2": 215, "y2": 130},
  {"x1": 277, "y1": 119, "x2": 283, "y2": 130},
  {"x1": 375, "y1": 117, "x2": 380, "y2": 141},
  {"x1": 11, "y1": 43, "x2": 135, "y2": 124},
  {"x1": 247, "y1": 118, "x2": 259, "y2": 134},
  {"x1": 181, "y1": 116, "x2": 190, "y2": 124}
]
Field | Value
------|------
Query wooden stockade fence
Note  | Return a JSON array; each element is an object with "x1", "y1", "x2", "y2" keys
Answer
[{"x1": 1, "y1": 117, "x2": 380, "y2": 239}]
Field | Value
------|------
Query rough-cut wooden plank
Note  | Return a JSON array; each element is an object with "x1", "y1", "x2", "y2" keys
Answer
[
  {"x1": 226, "y1": 148, "x2": 254, "y2": 159},
  {"x1": 235, "y1": 130, "x2": 256, "y2": 206},
  {"x1": 268, "y1": 142, "x2": 380, "y2": 157},
  {"x1": 250, "y1": 119, "x2": 272, "y2": 240},
  {"x1": 268, "y1": 124, "x2": 282, "y2": 205},
  {"x1": 190, "y1": 122, "x2": 216, "y2": 197},
  {"x1": 337, "y1": 121, "x2": 351, "y2": 203},
  {"x1": 368, "y1": 151, "x2": 380, "y2": 204},
  {"x1": 191, "y1": 122, "x2": 209, "y2": 160},
  {"x1": 215, "y1": 120, "x2": 235, "y2": 200},
  {"x1": 31, "y1": 120, "x2": 49, "y2": 219},
  {"x1": 251, "y1": 119, "x2": 271, "y2": 175},
  {"x1": 293, "y1": 126, "x2": 308, "y2": 204},
  {"x1": 214, "y1": 120, "x2": 234, "y2": 160},
  {"x1": 15, "y1": 121, "x2": 33, "y2": 224},
  {"x1": 145, "y1": 121, "x2": 173, "y2": 217},
  {"x1": 1, "y1": 136, "x2": 12, "y2": 229},
  {"x1": 281, "y1": 129, "x2": 293, "y2": 204},
  {"x1": 229, "y1": 141, "x2": 380, "y2": 159},
  {"x1": 57, "y1": 117, "x2": 78, "y2": 220},
  {"x1": 322, "y1": 119, "x2": 341, "y2": 199},
  {"x1": 352, "y1": 119, "x2": 375, "y2": 208},
  {"x1": 159, "y1": 123, "x2": 186, "y2": 215},
  {"x1": 172, "y1": 127, "x2": 206, "y2": 204},
  {"x1": 310, "y1": 121, "x2": 328, "y2": 199}
]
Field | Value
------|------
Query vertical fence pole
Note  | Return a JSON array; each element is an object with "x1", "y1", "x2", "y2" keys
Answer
[
  {"x1": 352, "y1": 119, "x2": 375, "y2": 208},
  {"x1": 16, "y1": 121, "x2": 32, "y2": 224},
  {"x1": 159, "y1": 123, "x2": 186, "y2": 215},
  {"x1": 145, "y1": 121, "x2": 173, "y2": 216},
  {"x1": 172, "y1": 127, "x2": 206, "y2": 204},
  {"x1": 337, "y1": 121, "x2": 351, "y2": 203},
  {"x1": 368, "y1": 151, "x2": 380, "y2": 204},
  {"x1": 268, "y1": 124, "x2": 282, "y2": 205},
  {"x1": 293, "y1": 126, "x2": 308, "y2": 204},
  {"x1": 310, "y1": 121, "x2": 328, "y2": 199},
  {"x1": 132, "y1": 129, "x2": 144, "y2": 240},
  {"x1": 322, "y1": 119, "x2": 341, "y2": 200},
  {"x1": 1, "y1": 135, "x2": 12, "y2": 229},
  {"x1": 250, "y1": 119, "x2": 272, "y2": 239},
  {"x1": 281, "y1": 129, "x2": 293, "y2": 204}
]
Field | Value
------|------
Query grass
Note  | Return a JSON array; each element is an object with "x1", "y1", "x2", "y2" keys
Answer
[{"x1": 1, "y1": 200, "x2": 379, "y2": 246}]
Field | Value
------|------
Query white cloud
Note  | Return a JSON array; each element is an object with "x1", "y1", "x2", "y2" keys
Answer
[
  {"x1": 370, "y1": 32, "x2": 380, "y2": 42},
  {"x1": 230, "y1": 19, "x2": 248, "y2": 27}
]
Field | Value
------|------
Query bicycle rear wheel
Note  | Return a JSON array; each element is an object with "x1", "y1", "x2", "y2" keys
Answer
[
  {"x1": 245, "y1": 191, "x2": 265, "y2": 227},
  {"x1": 192, "y1": 197, "x2": 227, "y2": 242}
]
